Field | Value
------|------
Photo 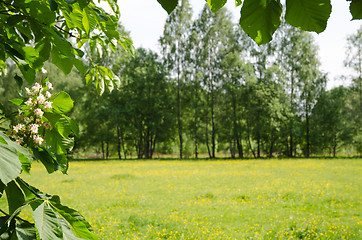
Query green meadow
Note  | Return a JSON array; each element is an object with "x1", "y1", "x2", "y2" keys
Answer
[{"x1": 1, "y1": 159, "x2": 361, "y2": 239}]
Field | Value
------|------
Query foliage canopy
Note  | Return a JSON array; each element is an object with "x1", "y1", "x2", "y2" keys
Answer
[{"x1": 158, "y1": 0, "x2": 362, "y2": 45}]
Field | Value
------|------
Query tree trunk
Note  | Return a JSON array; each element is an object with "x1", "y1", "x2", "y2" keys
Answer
[
  {"x1": 237, "y1": 137, "x2": 243, "y2": 159},
  {"x1": 256, "y1": 117, "x2": 261, "y2": 158},
  {"x1": 193, "y1": 79, "x2": 199, "y2": 159},
  {"x1": 137, "y1": 136, "x2": 143, "y2": 159},
  {"x1": 150, "y1": 135, "x2": 156, "y2": 159},
  {"x1": 106, "y1": 141, "x2": 109, "y2": 160},
  {"x1": 177, "y1": 57, "x2": 183, "y2": 159},
  {"x1": 333, "y1": 133, "x2": 337, "y2": 157},
  {"x1": 209, "y1": 48, "x2": 216, "y2": 159},
  {"x1": 145, "y1": 128, "x2": 151, "y2": 159},
  {"x1": 230, "y1": 136, "x2": 235, "y2": 159},
  {"x1": 306, "y1": 112, "x2": 310, "y2": 158},
  {"x1": 205, "y1": 93, "x2": 211, "y2": 159},
  {"x1": 117, "y1": 124, "x2": 122, "y2": 160},
  {"x1": 232, "y1": 95, "x2": 241, "y2": 158},
  {"x1": 269, "y1": 130, "x2": 275, "y2": 158},
  {"x1": 206, "y1": 121, "x2": 211, "y2": 158},
  {"x1": 211, "y1": 88, "x2": 216, "y2": 158},
  {"x1": 248, "y1": 131, "x2": 256, "y2": 158},
  {"x1": 121, "y1": 135, "x2": 126, "y2": 159},
  {"x1": 289, "y1": 71, "x2": 295, "y2": 158},
  {"x1": 101, "y1": 140, "x2": 105, "y2": 159}
]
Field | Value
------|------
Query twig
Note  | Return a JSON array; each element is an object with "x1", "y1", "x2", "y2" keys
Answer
[{"x1": 55, "y1": 25, "x2": 80, "y2": 39}]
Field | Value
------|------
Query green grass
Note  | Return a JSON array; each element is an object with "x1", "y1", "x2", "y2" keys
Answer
[{"x1": 1, "y1": 159, "x2": 361, "y2": 239}]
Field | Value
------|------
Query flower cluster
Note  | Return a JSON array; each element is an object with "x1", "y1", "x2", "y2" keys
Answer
[{"x1": 8, "y1": 81, "x2": 54, "y2": 147}]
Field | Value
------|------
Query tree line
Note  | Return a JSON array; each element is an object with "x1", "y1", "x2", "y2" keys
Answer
[{"x1": 1, "y1": 2, "x2": 361, "y2": 159}]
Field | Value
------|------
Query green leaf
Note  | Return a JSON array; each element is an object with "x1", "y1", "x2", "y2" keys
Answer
[
  {"x1": 51, "y1": 48, "x2": 74, "y2": 75},
  {"x1": 73, "y1": 59, "x2": 85, "y2": 75},
  {"x1": 0, "y1": 135, "x2": 6, "y2": 144},
  {"x1": 82, "y1": 9, "x2": 90, "y2": 35},
  {"x1": 50, "y1": 115, "x2": 72, "y2": 138},
  {"x1": 31, "y1": 1, "x2": 56, "y2": 25},
  {"x1": 6, "y1": 198, "x2": 41, "y2": 228},
  {"x1": 0, "y1": 216, "x2": 16, "y2": 239},
  {"x1": 14, "y1": 74, "x2": 23, "y2": 90},
  {"x1": 285, "y1": 0, "x2": 332, "y2": 33},
  {"x1": 55, "y1": 154, "x2": 69, "y2": 174},
  {"x1": 15, "y1": 219, "x2": 37, "y2": 240},
  {"x1": 50, "y1": 91, "x2": 74, "y2": 114},
  {"x1": 68, "y1": 117, "x2": 79, "y2": 136},
  {"x1": 350, "y1": 0, "x2": 362, "y2": 20},
  {"x1": 119, "y1": 35, "x2": 136, "y2": 56},
  {"x1": 157, "y1": 0, "x2": 178, "y2": 14},
  {"x1": 32, "y1": 201, "x2": 63, "y2": 240},
  {"x1": 7, "y1": 15, "x2": 26, "y2": 26},
  {"x1": 49, "y1": 0, "x2": 58, "y2": 11},
  {"x1": 22, "y1": 47, "x2": 39, "y2": 70},
  {"x1": 45, "y1": 128, "x2": 74, "y2": 155},
  {"x1": 33, "y1": 147, "x2": 69, "y2": 174},
  {"x1": 4, "y1": 181, "x2": 25, "y2": 215},
  {"x1": 9, "y1": 98, "x2": 23, "y2": 106},
  {"x1": 59, "y1": 218, "x2": 84, "y2": 240},
  {"x1": 16, "y1": 178, "x2": 43, "y2": 210},
  {"x1": 18, "y1": 64, "x2": 35, "y2": 85},
  {"x1": 63, "y1": 8, "x2": 83, "y2": 30},
  {"x1": 0, "y1": 133, "x2": 22, "y2": 186},
  {"x1": 239, "y1": 0, "x2": 282, "y2": 45},
  {"x1": 18, "y1": 152, "x2": 32, "y2": 174},
  {"x1": 34, "y1": 38, "x2": 51, "y2": 69},
  {"x1": 236, "y1": 0, "x2": 243, "y2": 7},
  {"x1": 33, "y1": 148, "x2": 59, "y2": 174},
  {"x1": 0, "y1": 182, "x2": 4, "y2": 199},
  {"x1": 78, "y1": 0, "x2": 91, "y2": 9},
  {"x1": 50, "y1": 199, "x2": 97, "y2": 240},
  {"x1": 74, "y1": 48, "x2": 85, "y2": 58},
  {"x1": 106, "y1": 0, "x2": 120, "y2": 17},
  {"x1": 207, "y1": 0, "x2": 227, "y2": 13},
  {"x1": 5, "y1": 44, "x2": 24, "y2": 60},
  {"x1": 0, "y1": 132, "x2": 32, "y2": 185},
  {"x1": 16, "y1": 24, "x2": 33, "y2": 44}
]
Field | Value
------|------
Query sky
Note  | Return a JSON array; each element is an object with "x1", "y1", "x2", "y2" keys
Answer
[{"x1": 117, "y1": 0, "x2": 361, "y2": 89}]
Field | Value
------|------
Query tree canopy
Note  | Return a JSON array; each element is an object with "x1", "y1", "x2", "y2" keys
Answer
[{"x1": 158, "y1": 0, "x2": 362, "y2": 45}]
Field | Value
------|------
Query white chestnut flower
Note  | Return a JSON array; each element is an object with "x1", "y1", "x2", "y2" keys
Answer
[
  {"x1": 15, "y1": 137, "x2": 23, "y2": 145},
  {"x1": 37, "y1": 94, "x2": 46, "y2": 104},
  {"x1": 41, "y1": 67, "x2": 47, "y2": 74},
  {"x1": 13, "y1": 124, "x2": 24, "y2": 133},
  {"x1": 25, "y1": 98, "x2": 33, "y2": 107},
  {"x1": 29, "y1": 124, "x2": 39, "y2": 134},
  {"x1": 44, "y1": 101, "x2": 53, "y2": 110},
  {"x1": 34, "y1": 108, "x2": 44, "y2": 118},
  {"x1": 46, "y1": 81, "x2": 53, "y2": 90},
  {"x1": 24, "y1": 116, "x2": 33, "y2": 124},
  {"x1": 25, "y1": 87, "x2": 32, "y2": 95},
  {"x1": 32, "y1": 82, "x2": 42, "y2": 93},
  {"x1": 33, "y1": 135, "x2": 44, "y2": 146},
  {"x1": 45, "y1": 91, "x2": 52, "y2": 98}
]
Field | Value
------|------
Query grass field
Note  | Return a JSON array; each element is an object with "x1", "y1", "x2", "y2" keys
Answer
[{"x1": 1, "y1": 159, "x2": 361, "y2": 239}]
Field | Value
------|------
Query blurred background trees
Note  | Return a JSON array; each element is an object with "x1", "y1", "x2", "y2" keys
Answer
[{"x1": 1, "y1": 4, "x2": 360, "y2": 159}]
